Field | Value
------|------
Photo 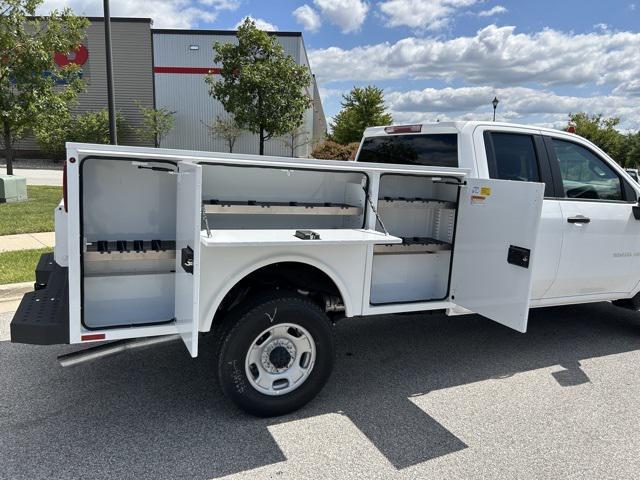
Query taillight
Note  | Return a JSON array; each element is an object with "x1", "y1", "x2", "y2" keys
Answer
[
  {"x1": 384, "y1": 124, "x2": 422, "y2": 134},
  {"x1": 63, "y1": 159, "x2": 68, "y2": 212}
]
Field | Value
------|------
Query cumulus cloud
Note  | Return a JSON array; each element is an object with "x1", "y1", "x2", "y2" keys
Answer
[
  {"x1": 385, "y1": 86, "x2": 640, "y2": 129},
  {"x1": 313, "y1": 0, "x2": 369, "y2": 33},
  {"x1": 293, "y1": 4, "x2": 322, "y2": 32},
  {"x1": 378, "y1": 0, "x2": 478, "y2": 31},
  {"x1": 234, "y1": 15, "x2": 278, "y2": 31},
  {"x1": 477, "y1": 5, "x2": 507, "y2": 17},
  {"x1": 309, "y1": 25, "x2": 640, "y2": 90},
  {"x1": 37, "y1": 0, "x2": 239, "y2": 29}
]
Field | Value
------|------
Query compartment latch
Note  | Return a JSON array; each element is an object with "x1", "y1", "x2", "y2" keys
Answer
[
  {"x1": 507, "y1": 245, "x2": 530, "y2": 269},
  {"x1": 181, "y1": 246, "x2": 194, "y2": 274}
]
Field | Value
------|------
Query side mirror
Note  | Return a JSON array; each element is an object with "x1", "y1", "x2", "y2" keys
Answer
[{"x1": 633, "y1": 199, "x2": 640, "y2": 220}]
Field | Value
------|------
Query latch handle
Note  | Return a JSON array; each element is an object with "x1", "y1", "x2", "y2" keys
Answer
[{"x1": 181, "y1": 246, "x2": 194, "y2": 274}]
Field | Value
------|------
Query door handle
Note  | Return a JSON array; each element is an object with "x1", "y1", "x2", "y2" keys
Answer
[
  {"x1": 567, "y1": 215, "x2": 591, "y2": 224},
  {"x1": 181, "y1": 246, "x2": 194, "y2": 274}
]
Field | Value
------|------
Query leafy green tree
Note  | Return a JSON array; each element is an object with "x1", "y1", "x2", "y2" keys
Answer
[
  {"x1": 568, "y1": 113, "x2": 627, "y2": 165},
  {"x1": 205, "y1": 18, "x2": 312, "y2": 155},
  {"x1": 330, "y1": 86, "x2": 393, "y2": 145},
  {"x1": 135, "y1": 102, "x2": 175, "y2": 147},
  {"x1": 203, "y1": 115, "x2": 242, "y2": 153},
  {"x1": 0, "y1": 0, "x2": 88, "y2": 174}
]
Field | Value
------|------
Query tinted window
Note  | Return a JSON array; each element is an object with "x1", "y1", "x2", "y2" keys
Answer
[
  {"x1": 358, "y1": 134, "x2": 458, "y2": 167},
  {"x1": 487, "y1": 133, "x2": 540, "y2": 182},
  {"x1": 552, "y1": 139, "x2": 623, "y2": 201}
]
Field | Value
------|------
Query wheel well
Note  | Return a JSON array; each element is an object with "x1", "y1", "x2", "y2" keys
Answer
[{"x1": 212, "y1": 262, "x2": 345, "y2": 326}]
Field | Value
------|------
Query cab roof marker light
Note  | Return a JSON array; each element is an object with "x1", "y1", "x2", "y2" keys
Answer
[{"x1": 384, "y1": 125, "x2": 422, "y2": 134}]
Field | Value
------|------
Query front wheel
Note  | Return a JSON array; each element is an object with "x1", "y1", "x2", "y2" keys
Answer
[{"x1": 217, "y1": 292, "x2": 334, "y2": 417}]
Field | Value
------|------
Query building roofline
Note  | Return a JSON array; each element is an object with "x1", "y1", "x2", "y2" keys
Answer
[
  {"x1": 151, "y1": 28, "x2": 302, "y2": 37},
  {"x1": 27, "y1": 16, "x2": 152, "y2": 23}
]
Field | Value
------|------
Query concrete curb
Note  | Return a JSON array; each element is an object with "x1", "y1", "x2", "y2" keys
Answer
[{"x1": 0, "y1": 281, "x2": 31, "y2": 314}]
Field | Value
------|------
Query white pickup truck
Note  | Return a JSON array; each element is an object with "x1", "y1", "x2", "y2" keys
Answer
[{"x1": 10, "y1": 121, "x2": 640, "y2": 417}]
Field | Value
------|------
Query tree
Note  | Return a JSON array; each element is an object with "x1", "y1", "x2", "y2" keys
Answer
[
  {"x1": 282, "y1": 126, "x2": 309, "y2": 157},
  {"x1": 205, "y1": 18, "x2": 312, "y2": 155},
  {"x1": 136, "y1": 102, "x2": 175, "y2": 147},
  {"x1": 204, "y1": 115, "x2": 242, "y2": 153},
  {"x1": 0, "y1": 0, "x2": 88, "y2": 174},
  {"x1": 330, "y1": 86, "x2": 393, "y2": 145},
  {"x1": 568, "y1": 113, "x2": 627, "y2": 165}
]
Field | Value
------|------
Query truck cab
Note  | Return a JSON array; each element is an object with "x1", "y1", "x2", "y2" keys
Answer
[{"x1": 356, "y1": 122, "x2": 640, "y2": 308}]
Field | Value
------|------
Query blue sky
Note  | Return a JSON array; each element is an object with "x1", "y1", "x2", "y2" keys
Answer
[{"x1": 40, "y1": 0, "x2": 640, "y2": 129}]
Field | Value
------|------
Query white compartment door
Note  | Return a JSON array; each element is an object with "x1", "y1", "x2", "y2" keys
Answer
[
  {"x1": 450, "y1": 178, "x2": 544, "y2": 332},
  {"x1": 175, "y1": 163, "x2": 202, "y2": 357}
]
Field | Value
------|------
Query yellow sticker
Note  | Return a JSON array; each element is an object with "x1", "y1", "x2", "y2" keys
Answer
[{"x1": 480, "y1": 186, "x2": 492, "y2": 196}]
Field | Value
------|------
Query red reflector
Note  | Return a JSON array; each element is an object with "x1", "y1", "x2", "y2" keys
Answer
[
  {"x1": 384, "y1": 124, "x2": 422, "y2": 134},
  {"x1": 82, "y1": 334, "x2": 105, "y2": 341}
]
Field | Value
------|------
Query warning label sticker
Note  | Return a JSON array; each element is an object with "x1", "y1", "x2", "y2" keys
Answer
[
  {"x1": 471, "y1": 195, "x2": 486, "y2": 205},
  {"x1": 480, "y1": 186, "x2": 492, "y2": 196}
]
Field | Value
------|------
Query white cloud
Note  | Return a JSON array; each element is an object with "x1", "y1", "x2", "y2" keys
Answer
[
  {"x1": 293, "y1": 4, "x2": 322, "y2": 32},
  {"x1": 378, "y1": 0, "x2": 478, "y2": 31},
  {"x1": 385, "y1": 86, "x2": 640, "y2": 129},
  {"x1": 37, "y1": 0, "x2": 238, "y2": 29},
  {"x1": 477, "y1": 5, "x2": 507, "y2": 17},
  {"x1": 313, "y1": 0, "x2": 369, "y2": 33},
  {"x1": 234, "y1": 15, "x2": 278, "y2": 31},
  {"x1": 309, "y1": 25, "x2": 640, "y2": 90}
]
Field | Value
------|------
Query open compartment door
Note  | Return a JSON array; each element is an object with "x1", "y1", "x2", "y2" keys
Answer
[
  {"x1": 450, "y1": 178, "x2": 544, "y2": 332},
  {"x1": 175, "y1": 163, "x2": 202, "y2": 356}
]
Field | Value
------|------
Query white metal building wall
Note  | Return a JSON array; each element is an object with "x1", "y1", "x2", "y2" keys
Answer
[{"x1": 153, "y1": 30, "x2": 325, "y2": 157}]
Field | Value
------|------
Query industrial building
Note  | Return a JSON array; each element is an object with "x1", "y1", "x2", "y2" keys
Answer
[{"x1": 14, "y1": 18, "x2": 326, "y2": 158}]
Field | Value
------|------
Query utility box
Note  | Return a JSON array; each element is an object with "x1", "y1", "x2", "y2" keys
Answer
[{"x1": 0, "y1": 175, "x2": 28, "y2": 203}]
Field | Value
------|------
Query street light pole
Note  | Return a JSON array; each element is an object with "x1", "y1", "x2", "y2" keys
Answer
[
  {"x1": 103, "y1": 0, "x2": 117, "y2": 144},
  {"x1": 492, "y1": 96, "x2": 499, "y2": 122}
]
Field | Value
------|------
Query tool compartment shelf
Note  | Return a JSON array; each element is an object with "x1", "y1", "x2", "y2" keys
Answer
[
  {"x1": 85, "y1": 240, "x2": 176, "y2": 262},
  {"x1": 373, "y1": 237, "x2": 452, "y2": 255},
  {"x1": 204, "y1": 199, "x2": 362, "y2": 216},
  {"x1": 377, "y1": 197, "x2": 456, "y2": 210}
]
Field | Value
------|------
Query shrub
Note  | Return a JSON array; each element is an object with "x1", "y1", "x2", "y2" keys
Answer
[
  {"x1": 311, "y1": 140, "x2": 360, "y2": 161},
  {"x1": 35, "y1": 109, "x2": 125, "y2": 160}
]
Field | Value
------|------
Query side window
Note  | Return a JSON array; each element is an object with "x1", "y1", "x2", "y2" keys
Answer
[
  {"x1": 551, "y1": 139, "x2": 623, "y2": 201},
  {"x1": 487, "y1": 133, "x2": 540, "y2": 183}
]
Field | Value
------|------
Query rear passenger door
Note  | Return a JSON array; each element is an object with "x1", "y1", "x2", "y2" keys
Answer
[
  {"x1": 542, "y1": 137, "x2": 640, "y2": 299},
  {"x1": 482, "y1": 130, "x2": 564, "y2": 300}
]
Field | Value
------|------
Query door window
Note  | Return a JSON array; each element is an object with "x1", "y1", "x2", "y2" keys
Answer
[
  {"x1": 487, "y1": 133, "x2": 540, "y2": 182},
  {"x1": 552, "y1": 139, "x2": 623, "y2": 201}
]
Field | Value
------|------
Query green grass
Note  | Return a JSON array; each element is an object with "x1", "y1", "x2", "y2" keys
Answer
[
  {"x1": 0, "y1": 185, "x2": 62, "y2": 235},
  {"x1": 0, "y1": 248, "x2": 52, "y2": 284}
]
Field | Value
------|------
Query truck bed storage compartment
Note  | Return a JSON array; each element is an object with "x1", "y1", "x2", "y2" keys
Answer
[
  {"x1": 370, "y1": 174, "x2": 458, "y2": 304},
  {"x1": 81, "y1": 158, "x2": 178, "y2": 328},
  {"x1": 200, "y1": 165, "x2": 367, "y2": 230}
]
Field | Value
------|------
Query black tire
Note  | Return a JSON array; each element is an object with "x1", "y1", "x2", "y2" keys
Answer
[{"x1": 217, "y1": 291, "x2": 334, "y2": 417}]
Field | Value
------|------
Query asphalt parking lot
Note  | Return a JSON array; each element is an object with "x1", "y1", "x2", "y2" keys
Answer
[{"x1": 1, "y1": 303, "x2": 640, "y2": 480}]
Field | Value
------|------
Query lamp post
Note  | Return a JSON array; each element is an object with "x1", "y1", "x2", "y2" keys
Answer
[
  {"x1": 492, "y1": 96, "x2": 499, "y2": 122},
  {"x1": 104, "y1": 0, "x2": 117, "y2": 144}
]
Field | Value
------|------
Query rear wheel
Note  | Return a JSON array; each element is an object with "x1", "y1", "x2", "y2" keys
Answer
[{"x1": 217, "y1": 292, "x2": 334, "y2": 417}]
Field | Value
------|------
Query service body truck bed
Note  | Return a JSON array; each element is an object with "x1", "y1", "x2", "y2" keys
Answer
[{"x1": 9, "y1": 132, "x2": 573, "y2": 416}]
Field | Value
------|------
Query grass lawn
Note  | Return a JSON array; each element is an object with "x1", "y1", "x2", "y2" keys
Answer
[
  {"x1": 0, "y1": 248, "x2": 51, "y2": 284},
  {"x1": 0, "y1": 186, "x2": 62, "y2": 235}
]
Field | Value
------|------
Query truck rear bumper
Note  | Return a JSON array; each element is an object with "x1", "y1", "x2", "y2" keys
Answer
[{"x1": 10, "y1": 253, "x2": 69, "y2": 345}]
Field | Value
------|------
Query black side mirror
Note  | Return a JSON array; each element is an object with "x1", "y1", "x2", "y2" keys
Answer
[{"x1": 633, "y1": 199, "x2": 640, "y2": 220}]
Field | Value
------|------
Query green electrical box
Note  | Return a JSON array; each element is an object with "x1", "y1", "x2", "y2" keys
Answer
[{"x1": 0, "y1": 175, "x2": 28, "y2": 203}]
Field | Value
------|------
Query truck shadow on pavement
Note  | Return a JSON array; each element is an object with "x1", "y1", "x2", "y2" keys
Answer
[{"x1": 1, "y1": 302, "x2": 640, "y2": 479}]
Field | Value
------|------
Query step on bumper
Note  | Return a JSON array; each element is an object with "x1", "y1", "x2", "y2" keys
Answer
[{"x1": 10, "y1": 254, "x2": 69, "y2": 345}]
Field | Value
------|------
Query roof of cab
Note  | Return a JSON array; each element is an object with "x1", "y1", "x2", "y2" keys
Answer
[{"x1": 362, "y1": 121, "x2": 571, "y2": 138}]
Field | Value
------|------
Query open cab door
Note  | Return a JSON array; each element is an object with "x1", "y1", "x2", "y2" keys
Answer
[
  {"x1": 175, "y1": 162, "x2": 202, "y2": 356},
  {"x1": 450, "y1": 178, "x2": 544, "y2": 332}
]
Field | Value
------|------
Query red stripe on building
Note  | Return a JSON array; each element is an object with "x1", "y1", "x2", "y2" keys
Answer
[{"x1": 153, "y1": 66, "x2": 222, "y2": 74}]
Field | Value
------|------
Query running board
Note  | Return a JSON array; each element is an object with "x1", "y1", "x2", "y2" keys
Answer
[{"x1": 58, "y1": 334, "x2": 180, "y2": 367}]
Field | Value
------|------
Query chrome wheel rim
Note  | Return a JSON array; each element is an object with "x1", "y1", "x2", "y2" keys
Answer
[{"x1": 245, "y1": 323, "x2": 316, "y2": 396}]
